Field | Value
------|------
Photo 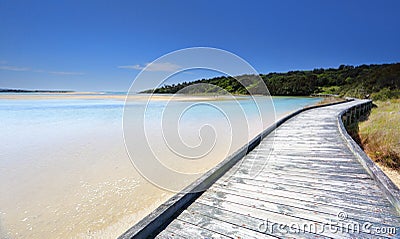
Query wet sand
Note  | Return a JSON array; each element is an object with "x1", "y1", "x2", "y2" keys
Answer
[{"x1": 0, "y1": 121, "x2": 176, "y2": 238}]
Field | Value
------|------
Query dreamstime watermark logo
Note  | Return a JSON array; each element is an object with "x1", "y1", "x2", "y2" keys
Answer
[
  {"x1": 122, "y1": 47, "x2": 276, "y2": 192},
  {"x1": 258, "y1": 211, "x2": 397, "y2": 236}
]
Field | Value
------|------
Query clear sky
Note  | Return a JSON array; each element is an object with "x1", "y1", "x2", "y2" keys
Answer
[{"x1": 0, "y1": 0, "x2": 399, "y2": 91}]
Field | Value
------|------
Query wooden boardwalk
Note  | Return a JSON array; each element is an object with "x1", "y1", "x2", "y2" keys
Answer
[{"x1": 154, "y1": 100, "x2": 400, "y2": 239}]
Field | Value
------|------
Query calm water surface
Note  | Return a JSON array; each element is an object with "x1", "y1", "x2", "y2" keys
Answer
[{"x1": 0, "y1": 94, "x2": 321, "y2": 238}]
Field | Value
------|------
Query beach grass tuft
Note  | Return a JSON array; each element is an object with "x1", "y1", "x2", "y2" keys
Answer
[{"x1": 358, "y1": 99, "x2": 400, "y2": 170}]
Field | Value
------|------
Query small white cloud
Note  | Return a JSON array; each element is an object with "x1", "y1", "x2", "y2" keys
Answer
[
  {"x1": 0, "y1": 60, "x2": 7, "y2": 64},
  {"x1": 48, "y1": 71, "x2": 85, "y2": 76},
  {"x1": 0, "y1": 64, "x2": 84, "y2": 76},
  {"x1": 0, "y1": 65, "x2": 30, "y2": 71},
  {"x1": 118, "y1": 62, "x2": 181, "y2": 72},
  {"x1": 117, "y1": 64, "x2": 143, "y2": 70}
]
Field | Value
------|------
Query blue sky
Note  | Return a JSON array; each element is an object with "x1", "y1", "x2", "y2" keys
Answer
[{"x1": 0, "y1": 0, "x2": 399, "y2": 91}]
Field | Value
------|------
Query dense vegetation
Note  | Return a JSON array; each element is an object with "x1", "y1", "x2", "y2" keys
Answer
[{"x1": 143, "y1": 63, "x2": 400, "y2": 100}]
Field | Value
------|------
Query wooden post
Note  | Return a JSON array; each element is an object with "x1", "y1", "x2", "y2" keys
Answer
[
  {"x1": 347, "y1": 111, "x2": 352, "y2": 125},
  {"x1": 357, "y1": 106, "x2": 360, "y2": 119}
]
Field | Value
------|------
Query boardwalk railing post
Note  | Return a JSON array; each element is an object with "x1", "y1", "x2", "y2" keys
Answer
[
  {"x1": 342, "y1": 114, "x2": 347, "y2": 126},
  {"x1": 347, "y1": 111, "x2": 352, "y2": 125}
]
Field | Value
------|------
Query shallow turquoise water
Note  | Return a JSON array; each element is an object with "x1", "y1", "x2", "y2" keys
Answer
[
  {"x1": 0, "y1": 96, "x2": 320, "y2": 128},
  {"x1": 0, "y1": 96, "x2": 322, "y2": 161},
  {"x1": 0, "y1": 95, "x2": 321, "y2": 238}
]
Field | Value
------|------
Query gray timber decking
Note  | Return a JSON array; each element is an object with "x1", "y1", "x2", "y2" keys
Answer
[{"x1": 156, "y1": 100, "x2": 400, "y2": 239}]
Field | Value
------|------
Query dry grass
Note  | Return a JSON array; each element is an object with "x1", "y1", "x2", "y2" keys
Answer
[{"x1": 358, "y1": 99, "x2": 400, "y2": 170}]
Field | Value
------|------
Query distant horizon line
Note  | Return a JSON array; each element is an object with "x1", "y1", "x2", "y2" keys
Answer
[{"x1": 2, "y1": 62, "x2": 398, "y2": 92}]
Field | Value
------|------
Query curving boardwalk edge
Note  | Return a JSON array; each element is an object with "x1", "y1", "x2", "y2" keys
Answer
[
  {"x1": 119, "y1": 99, "x2": 400, "y2": 239},
  {"x1": 337, "y1": 101, "x2": 400, "y2": 212}
]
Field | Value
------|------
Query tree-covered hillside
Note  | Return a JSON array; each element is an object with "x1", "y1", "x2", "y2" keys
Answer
[{"x1": 142, "y1": 63, "x2": 400, "y2": 100}]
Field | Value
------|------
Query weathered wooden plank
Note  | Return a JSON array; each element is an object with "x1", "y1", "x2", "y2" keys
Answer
[
  {"x1": 233, "y1": 169, "x2": 373, "y2": 184},
  {"x1": 212, "y1": 186, "x2": 399, "y2": 220},
  {"x1": 241, "y1": 153, "x2": 363, "y2": 165},
  {"x1": 214, "y1": 177, "x2": 392, "y2": 206},
  {"x1": 266, "y1": 139, "x2": 347, "y2": 144},
  {"x1": 211, "y1": 185, "x2": 400, "y2": 227},
  {"x1": 210, "y1": 181, "x2": 391, "y2": 212},
  {"x1": 176, "y1": 207, "x2": 278, "y2": 239},
  {"x1": 234, "y1": 162, "x2": 370, "y2": 179},
  {"x1": 156, "y1": 229, "x2": 187, "y2": 239},
  {"x1": 195, "y1": 196, "x2": 392, "y2": 239},
  {"x1": 159, "y1": 218, "x2": 231, "y2": 239},
  {"x1": 245, "y1": 154, "x2": 360, "y2": 163},
  {"x1": 221, "y1": 166, "x2": 382, "y2": 193},
  {"x1": 250, "y1": 151, "x2": 356, "y2": 159},
  {"x1": 232, "y1": 170, "x2": 378, "y2": 189},
  {"x1": 238, "y1": 160, "x2": 365, "y2": 173},
  {"x1": 239, "y1": 159, "x2": 367, "y2": 173},
  {"x1": 185, "y1": 202, "x2": 327, "y2": 239},
  {"x1": 206, "y1": 186, "x2": 400, "y2": 226},
  {"x1": 221, "y1": 174, "x2": 381, "y2": 198}
]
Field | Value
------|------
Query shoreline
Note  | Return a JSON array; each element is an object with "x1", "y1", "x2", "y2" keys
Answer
[{"x1": 0, "y1": 92, "x2": 321, "y2": 101}]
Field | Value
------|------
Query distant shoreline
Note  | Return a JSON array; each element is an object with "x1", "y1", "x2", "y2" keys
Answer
[
  {"x1": 0, "y1": 89, "x2": 74, "y2": 93},
  {"x1": 0, "y1": 92, "x2": 322, "y2": 102}
]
